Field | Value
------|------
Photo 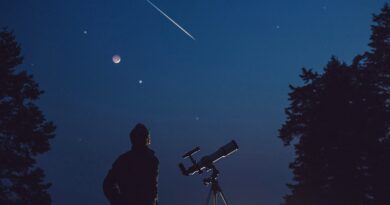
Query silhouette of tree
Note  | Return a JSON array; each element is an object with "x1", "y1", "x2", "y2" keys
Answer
[
  {"x1": 360, "y1": 4, "x2": 390, "y2": 203},
  {"x1": 0, "y1": 29, "x2": 55, "y2": 205},
  {"x1": 279, "y1": 4, "x2": 390, "y2": 205},
  {"x1": 280, "y1": 58, "x2": 372, "y2": 205}
]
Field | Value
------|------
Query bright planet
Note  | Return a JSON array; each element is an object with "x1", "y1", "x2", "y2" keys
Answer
[{"x1": 112, "y1": 55, "x2": 121, "y2": 64}]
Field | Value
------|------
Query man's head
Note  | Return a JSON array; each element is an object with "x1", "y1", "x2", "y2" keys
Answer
[{"x1": 130, "y1": 123, "x2": 151, "y2": 147}]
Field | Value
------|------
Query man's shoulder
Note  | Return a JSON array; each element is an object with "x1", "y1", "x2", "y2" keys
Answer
[
  {"x1": 112, "y1": 151, "x2": 132, "y2": 166},
  {"x1": 113, "y1": 148, "x2": 159, "y2": 166},
  {"x1": 138, "y1": 148, "x2": 159, "y2": 165},
  {"x1": 150, "y1": 151, "x2": 159, "y2": 165},
  {"x1": 147, "y1": 148, "x2": 159, "y2": 163}
]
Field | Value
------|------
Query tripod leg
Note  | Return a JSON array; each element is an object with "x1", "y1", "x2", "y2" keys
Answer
[
  {"x1": 214, "y1": 183, "x2": 228, "y2": 205},
  {"x1": 206, "y1": 187, "x2": 213, "y2": 205},
  {"x1": 213, "y1": 190, "x2": 217, "y2": 205},
  {"x1": 218, "y1": 191, "x2": 229, "y2": 205}
]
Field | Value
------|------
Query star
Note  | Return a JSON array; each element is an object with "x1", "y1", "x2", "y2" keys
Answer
[
  {"x1": 195, "y1": 116, "x2": 200, "y2": 121},
  {"x1": 138, "y1": 80, "x2": 143, "y2": 84},
  {"x1": 83, "y1": 30, "x2": 88, "y2": 35},
  {"x1": 276, "y1": 25, "x2": 281, "y2": 29}
]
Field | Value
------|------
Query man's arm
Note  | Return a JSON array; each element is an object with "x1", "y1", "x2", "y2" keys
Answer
[
  {"x1": 103, "y1": 164, "x2": 121, "y2": 204},
  {"x1": 146, "y1": 157, "x2": 159, "y2": 205}
]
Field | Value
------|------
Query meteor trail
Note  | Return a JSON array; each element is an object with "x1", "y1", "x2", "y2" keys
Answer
[{"x1": 146, "y1": 0, "x2": 195, "y2": 40}]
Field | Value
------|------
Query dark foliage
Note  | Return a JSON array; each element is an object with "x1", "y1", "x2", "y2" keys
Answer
[
  {"x1": 279, "y1": 4, "x2": 390, "y2": 205},
  {"x1": 0, "y1": 29, "x2": 55, "y2": 205}
]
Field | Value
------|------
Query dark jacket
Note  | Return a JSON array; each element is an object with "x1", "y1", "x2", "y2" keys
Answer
[{"x1": 103, "y1": 146, "x2": 159, "y2": 205}]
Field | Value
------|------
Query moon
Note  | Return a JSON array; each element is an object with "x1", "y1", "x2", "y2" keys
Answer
[{"x1": 112, "y1": 55, "x2": 121, "y2": 64}]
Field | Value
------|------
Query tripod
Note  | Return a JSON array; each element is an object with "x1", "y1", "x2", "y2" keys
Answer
[{"x1": 203, "y1": 166, "x2": 229, "y2": 205}]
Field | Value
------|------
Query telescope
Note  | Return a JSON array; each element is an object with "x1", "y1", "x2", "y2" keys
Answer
[
  {"x1": 179, "y1": 140, "x2": 238, "y2": 176},
  {"x1": 178, "y1": 140, "x2": 239, "y2": 205}
]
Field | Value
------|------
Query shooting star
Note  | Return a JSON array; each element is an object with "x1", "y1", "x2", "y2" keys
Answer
[{"x1": 146, "y1": 0, "x2": 195, "y2": 40}]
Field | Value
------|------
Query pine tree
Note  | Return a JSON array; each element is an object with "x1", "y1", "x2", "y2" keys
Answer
[
  {"x1": 279, "y1": 4, "x2": 390, "y2": 205},
  {"x1": 363, "y1": 4, "x2": 390, "y2": 204},
  {"x1": 0, "y1": 30, "x2": 55, "y2": 205},
  {"x1": 280, "y1": 58, "x2": 375, "y2": 205}
]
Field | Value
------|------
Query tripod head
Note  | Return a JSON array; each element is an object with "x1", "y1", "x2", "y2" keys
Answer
[{"x1": 202, "y1": 164, "x2": 220, "y2": 186}]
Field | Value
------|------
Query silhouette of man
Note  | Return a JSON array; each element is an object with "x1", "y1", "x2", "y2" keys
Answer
[{"x1": 103, "y1": 123, "x2": 159, "y2": 205}]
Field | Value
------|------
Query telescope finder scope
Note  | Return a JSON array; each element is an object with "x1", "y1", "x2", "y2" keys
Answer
[{"x1": 182, "y1": 147, "x2": 200, "y2": 159}]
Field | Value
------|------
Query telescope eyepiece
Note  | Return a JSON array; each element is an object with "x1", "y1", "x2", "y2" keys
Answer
[{"x1": 179, "y1": 163, "x2": 189, "y2": 176}]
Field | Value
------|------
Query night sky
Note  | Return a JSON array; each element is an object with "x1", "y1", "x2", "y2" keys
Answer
[{"x1": 1, "y1": 0, "x2": 388, "y2": 204}]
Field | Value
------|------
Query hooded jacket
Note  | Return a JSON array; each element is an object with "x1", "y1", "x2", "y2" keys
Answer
[{"x1": 103, "y1": 146, "x2": 159, "y2": 205}]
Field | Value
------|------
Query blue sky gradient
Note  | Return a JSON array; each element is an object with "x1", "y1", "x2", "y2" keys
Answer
[{"x1": 1, "y1": 0, "x2": 388, "y2": 204}]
